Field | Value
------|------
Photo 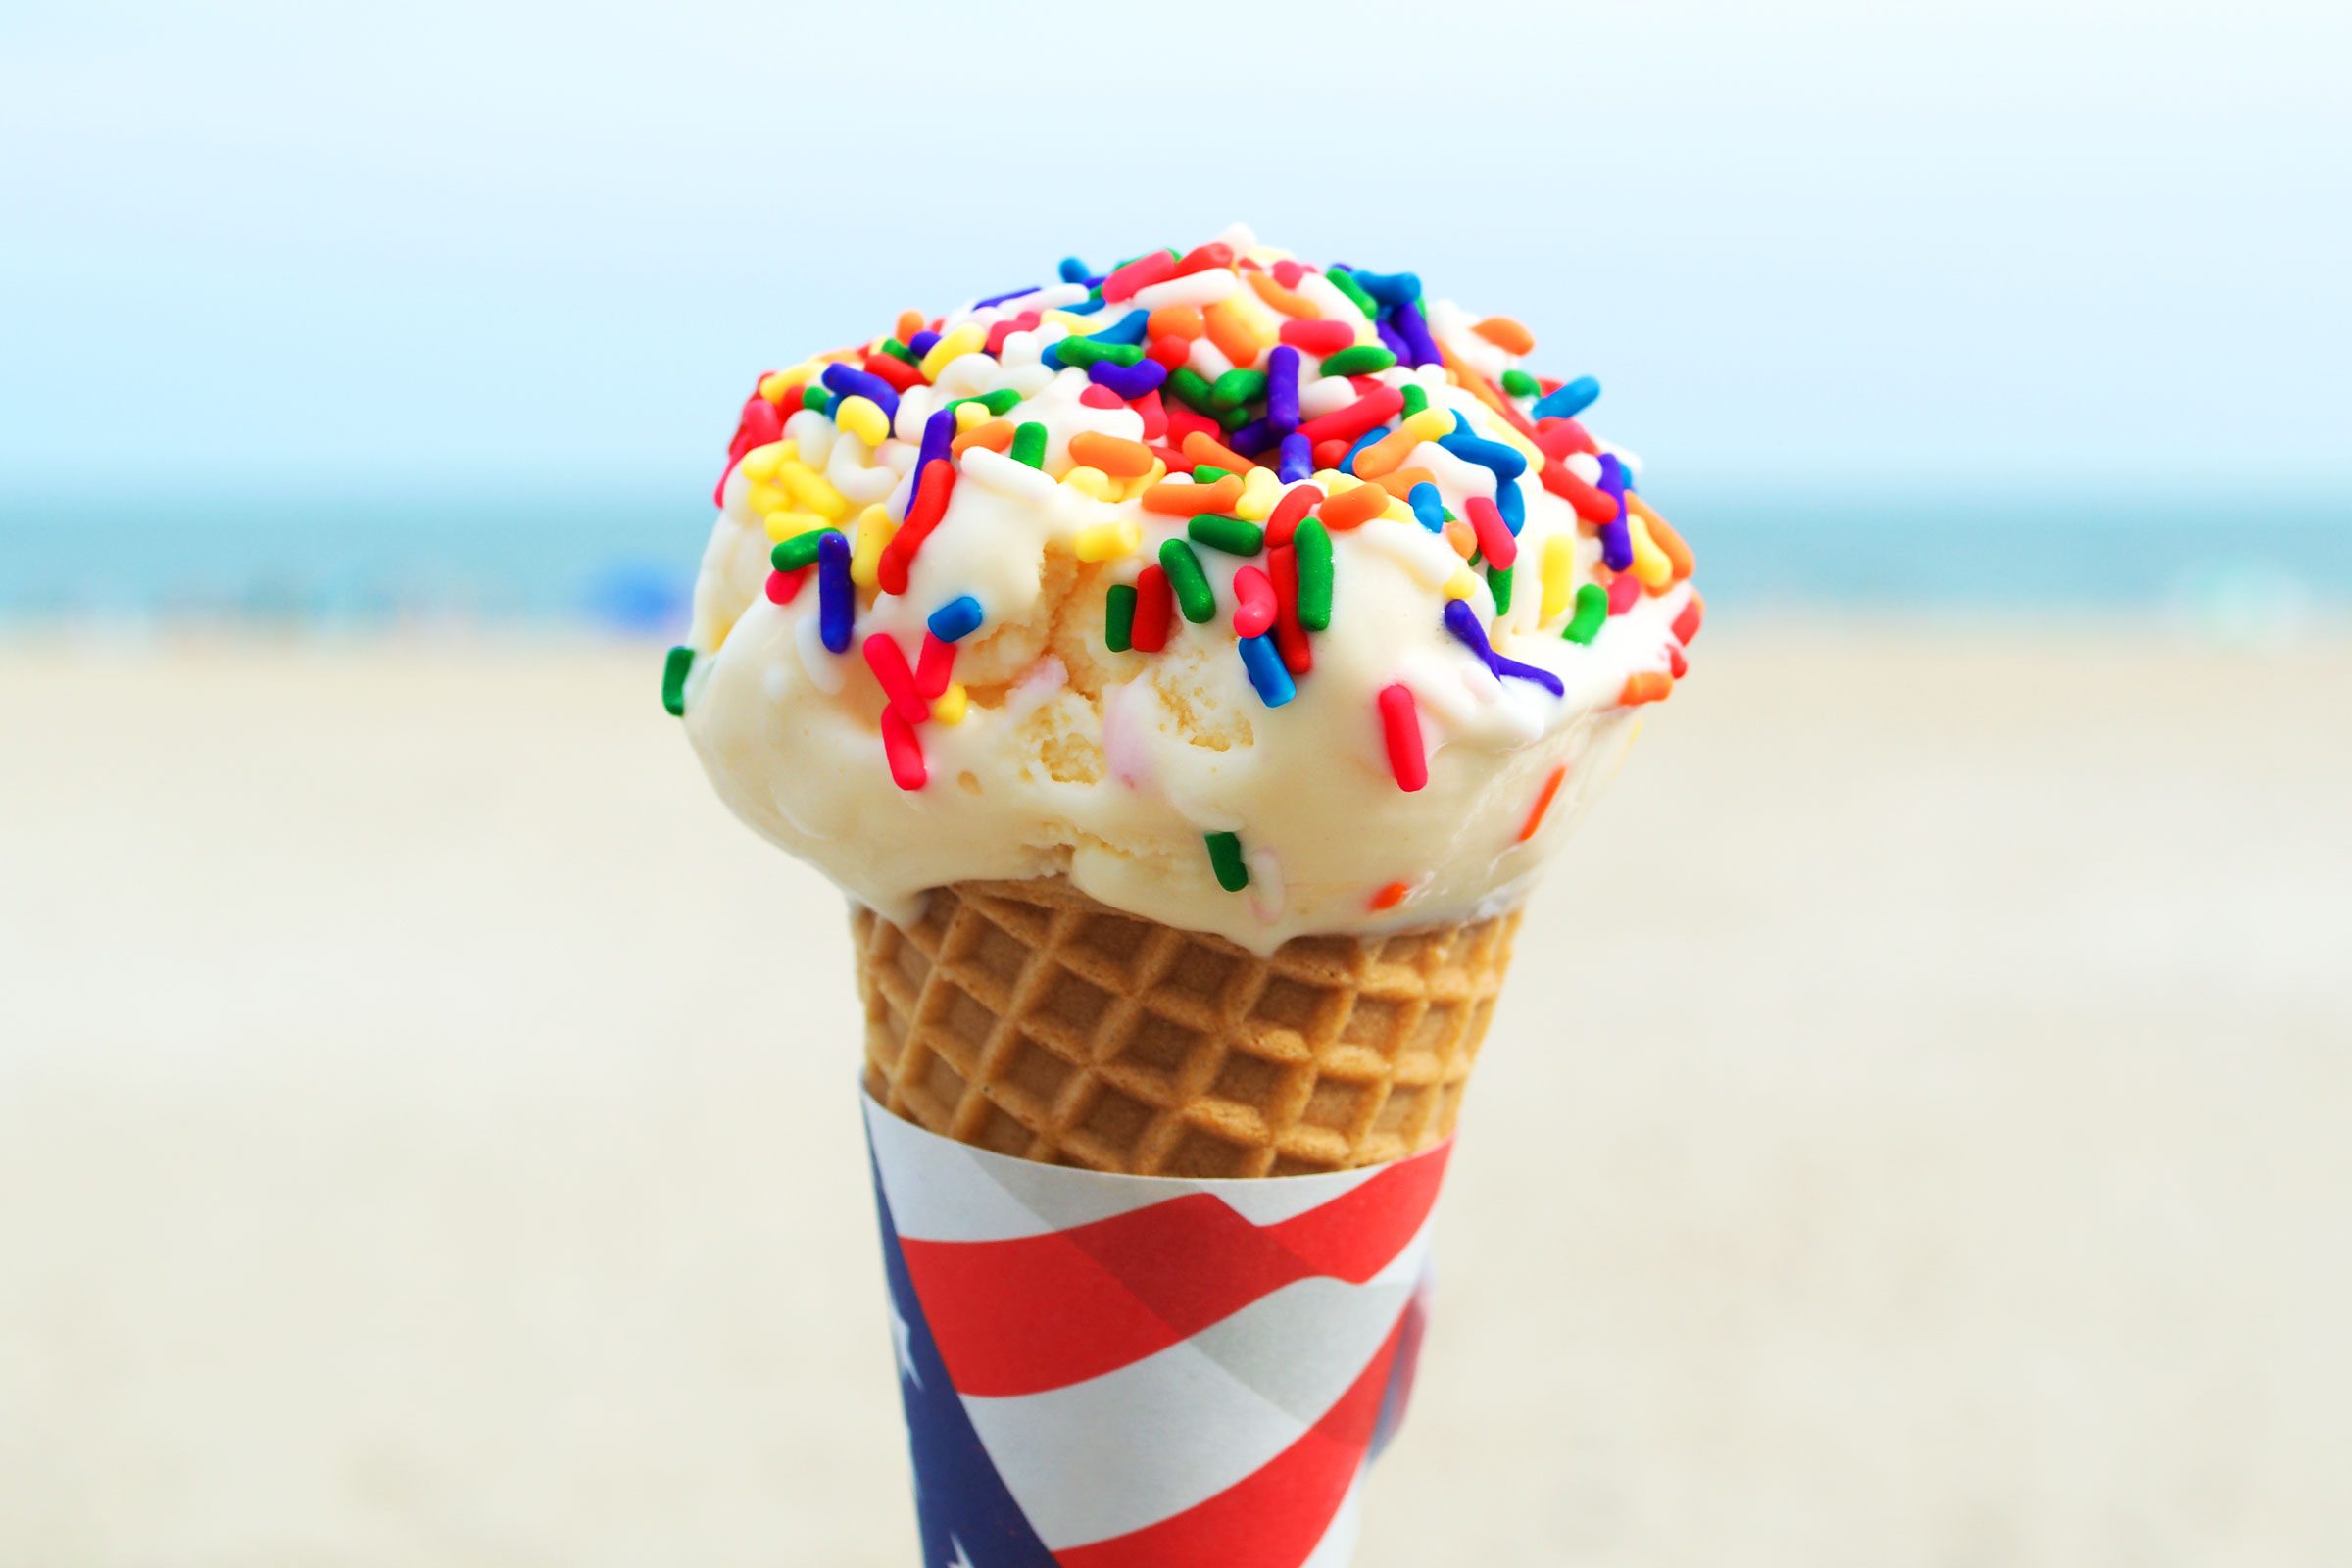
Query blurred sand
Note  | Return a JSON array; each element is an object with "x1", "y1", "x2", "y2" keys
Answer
[{"x1": 2, "y1": 626, "x2": 2347, "y2": 1567}]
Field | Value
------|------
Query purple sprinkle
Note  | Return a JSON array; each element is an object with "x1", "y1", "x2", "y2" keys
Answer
[
  {"x1": 1596, "y1": 454, "x2": 1634, "y2": 571},
  {"x1": 1375, "y1": 317, "x2": 1410, "y2": 361},
  {"x1": 1088, "y1": 358, "x2": 1167, "y2": 400},
  {"x1": 1391, "y1": 301, "x2": 1442, "y2": 368},
  {"x1": 906, "y1": 408, "x2": 956, "y2": 516},
  {"x1": 907, "y1": 330, "x2": 941, "y2": 357},
  {"x1": 1226, "y1": 417, "x2": 1278, "y2": 459},
  {"x1": 1278, "y1": 431, "x2": 1312, "y2": 484},
  {"x1": 1444, "y1": 599, "x2": 1563, "y2": 697},
  {"x1": 1265, "y1": 345, "x2": 1300, "y2": 434},
  {"x1": 972, "y1": 283, "x2": 1043, "y2": 309},
  {"x1": 817, "y1": 531, "x2": 854, "y2": 653}
]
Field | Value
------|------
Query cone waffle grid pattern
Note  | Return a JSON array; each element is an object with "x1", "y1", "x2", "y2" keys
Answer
[{"x1": 856, "y1": 879, "x2": 1518, "y2": 1177}]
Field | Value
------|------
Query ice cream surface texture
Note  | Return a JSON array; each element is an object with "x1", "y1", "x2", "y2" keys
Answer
[{"x1": 671, "y1": 225, "x2": 1701, "y2": 954}]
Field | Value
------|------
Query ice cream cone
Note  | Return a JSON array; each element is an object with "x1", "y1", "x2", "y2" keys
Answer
[{"x1": 855, "y1": 877, "x2": 1519, "y2": 1178}]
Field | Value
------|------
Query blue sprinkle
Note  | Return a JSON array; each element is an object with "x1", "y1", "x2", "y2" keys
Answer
[
  {"x1": 817, "y1": 532, "x2": 854, "y2": 654},
  {"x1": 1265, "y1": 345, "x2": 1300, "y2": 434},
  {"x1": 1595, "y1": 453, "x2": 1634, "y2": 570},
  {"x1": 1340, "y1": 425, "x2": 1391, "y2": 476},
  {"x1": 1444, "y1": 598, "x2": 1562, "y2": 697},
  {"x1": 1438, "y1": 414, "x2": 1527, "y2": 482},
  {"x1": 1375, "y1": 317, "x2": 1410, "y2": 360},
  {"x1": 1060, "y1": 293, "x2": 1108, "y2": 317},
  {"x1": 972, "y1": 283, "x2": 1043, "y2": 309},
  {"x1": 907, "y1": 329, "x2": 941, "y2": 358},
  {"x1": 1080, "y1": 309, "x2": 1151, "y2": 347},
  {"x1": 1349, "y1": 270, "x2": 1422, "y2": 307},
  {"x1": 906, "y1": 408, "x2": 956, "y2": 516},
  {"x1": 1496, "y1": 476, "x2": 1525, "y2": 534},
  {"x1": 1088, "y1": 358, "x2": 1166, "y2": 400},
  {"x1": 1238, "y1": 634, "x2": 1296, "y2": 707},
  {"x1": 1532, "y1": 376, "x2": 1600, "y2": 420},
  {"x1": 820, "y1": 364, "x2": 900, "y2": 422},
  {"x1": 1057, "y1": 256, "x2": 1091, "y2": 283},
  {"x1": 1390, "y1": 300, "x2": 1442, "y2": 368},
  {"x1": 927, "y1": 594, "x2": 984, "y2": 643},
  {"x1": 1409, "y1": 482, "x2": 1447, "y2": 531},
  {"x1": 1278, "y1": 432, "x2": 1312, "y2": 484}
]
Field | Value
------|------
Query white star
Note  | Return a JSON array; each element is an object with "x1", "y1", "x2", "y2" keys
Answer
[
  {"x1": 891, "y1": 1292, "x2": 923, "y2": 1389},
  {"x1": 945, "y1": 1535, "x2": 975, "y2": 1568}
]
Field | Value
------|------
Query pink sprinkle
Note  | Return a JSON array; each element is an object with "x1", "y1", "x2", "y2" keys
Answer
[
  {"x1": 1078, "y1": 384, "x2": 1124, "y2": 410},
  {"x1": 1103, "y1": 251, "x2": 1177, "y2": 302},
  {"x1": 1271, "y1": 259, "x2": 1309, "y2": 288},
  {"x1": 1231, "y1": 564, "x2": 1276, "y2": 638}
]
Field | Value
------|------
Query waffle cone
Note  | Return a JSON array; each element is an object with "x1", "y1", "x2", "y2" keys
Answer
[{"x1": 855, "y1": 878, "x2": 1519, "y2": 1178}]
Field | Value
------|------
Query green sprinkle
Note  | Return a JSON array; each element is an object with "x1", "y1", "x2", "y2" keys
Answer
[
  {"x1": 1192, "y1": 465, "x2": 1234, "y2": 485},
  {"x1": 1210, "y1": 368, "x2": 1268, "y2": 410},
  {"x1": 880, "y1": 338, "x2": 920, "y2": 367},
  {"x1": 1159, "y1": 537, "x2": 1217, "y2": 623},
  {"x1": 1400, "y1": 384, "x2": 1429, "y2": 418},
  {"x1": 1165, "y1": 367, "x2": 1218, "y2": 416},
  {"x1": 1056, "y1": 337, "x2": 1145, "y2": 369},
  {"x1": 1501, "y1": 368, "x2": 1540, "y2": 398},
  {"x1": 1326, "y1": 268, "x2": 1379, "y2": 318},
  {"x1": 1489, "y1": 564, "x2": 1515, "y2": 614},
  {"x1": 1010, "y1": 421, "x2": 1048, "y2": 468},
  {"x1": 1216, "y1": 403, "x2": 1250, "y2": 432},
  {"x1": 950, "y1": 388, "x2": 1023, "y2": 417},
  {"x1": 661, "y1": 646, "x2": 694, "y2": 716},
  {"x1": 1188, "y1": 514, "x2": 1264, "y2": 556},
  {"x1": 1104, "y1": 583, "x2": 1137, "y2": 652},
  {"x1": 769, "y1": 527, "x2": 838, "y2": 572},
  {"x1": 1204, "y1": 831, "x2": 1250, "y2": 892},
  {"x1": 1320, "y1": 345, "x2": 1397, "y2": 378},
  {"x1": 801, "y1": 385, "x2": 830, "y2": 412},
  {"x1": 1294, "y1": 518, "x2": 1333, "y2": 630},
  {"x1": 1563, "y1": 582, "x2": 1609, "y2": 645}
]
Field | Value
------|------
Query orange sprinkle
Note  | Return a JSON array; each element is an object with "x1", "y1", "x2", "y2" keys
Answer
[
  {"x1": 1371, "y1": 466, "x2": 1438, "y2": 502},
  {"x1": 1180, "y1": 429, "x2": 1262, "y2": 474},
  {"x1": 1516, "y1": 765, "x2": 1567, "y2": 842},
  {"x1": 1621, "y1": 672, "x2": 1674, "y2": 707},
  {"x1": 1141, "y1": 473, "x2": 1246, "y2": 515},
  {"x1": 1369, "y1": 880, "x2": 1412, "y2": 912},
  {"x1": 1202, "y1": 298, "x2": 1263, "y2": 367},
  {"x1": 1472, "y1": 316, "x2": 1536, "y2": 355},
  {"x1": 1628, "y1": 494, "x2": 1696, "y2": 580},
  {"x1": 1147, "y1": 304, "x2": 1205, "y2": 342},
  {"x1": 951, "y1": 419, "x2": 1015, "y2": 458},
  {"x1": 1068, "y1": 431, "x2": 1155, "y2": 478},
  {"x1": 1319, "y1": 483, "x2": 1391, "y2": 531},
  {"x1": 1438, "y1": 344, "x2": 1544, "y2": 443},
  {"x1": 1444, "y1": 517, "x2": 1477, "y2": 558},
  {"x1": 1246, "y1": 269, "x2": 1319, "y2": 318},
  {"x1": 1349, "y1": 424, "x2": 1426, "y2": 480},
  {"x1": 895, "y1": 309, "x2": 925, "y2": 345}
]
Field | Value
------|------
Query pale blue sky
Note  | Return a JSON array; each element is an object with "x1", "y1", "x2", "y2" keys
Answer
[{"x1": 4, "y1": 0, "x2": 2348, "y2": 498}]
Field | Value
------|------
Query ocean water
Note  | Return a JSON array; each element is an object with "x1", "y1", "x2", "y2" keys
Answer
[{"x1": 4, "y1": 481, "x2": 2346, "y2": 634}]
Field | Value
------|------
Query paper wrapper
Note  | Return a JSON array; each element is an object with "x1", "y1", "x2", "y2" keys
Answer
[{"x1": 863, "y1": 1091, "x2": 1449, "y2": 1567}]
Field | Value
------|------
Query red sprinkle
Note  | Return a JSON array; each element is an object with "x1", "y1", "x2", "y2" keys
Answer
[
  {"x1": 1271, "y1": 259, "x2": 1309, "y2": 288},
  {"x1": 1173, "y1": 241, "x2": 1234, "y2": 276},
  {"x1": 1147, "y1": 334, "x2": 1192, "y2": 369},
  {"x1": 1542, "y1": 462, "x2": 1620, "y2": 525},
  {"x1": 1534, "y1": 417, "x2": 1597, "y2": 459},
  {"x1": 1606, "y1": 569, "x2": 1642, "y2": 614},
  {"x1": 914, "y1": 632, "x2": 956, "y2": 698},
  {"x1": 1668, "y1": 642, "x2": 1690, "y2": 678},
  {"x1": 878, "y1": 459, "x2": 955, "y2": 595},
  {"x1": 1296, "y1": 384, "x2": 1405, "y2": 446},
  {"x1": 1311, "y1": 438, "x2": 1350, "y2": 469},
  {"x1": 1132, "y1": 388, "x2": 1168, "y2": 442},
  {"x1": 1164, "y1": 405, "x2": 1219, "y2": 447},
  {"x1": 984, "y1": 310, "x2": 1040, "y2": 357},
  {"x1": 765, "y1": 567, "x2": 808, "y2": 604},
  {"x1": 862, "y1": 633, "x2": 929, "y2": 724},
  {"x1": 1621, "y1": 672, "x2": 1673, "y2": 707},
  {"x1": 1078, "y1": 383, "x2": 1125, "y2": 410},
  {"x1": 1279, "y1": 318, "x2": 1355, "y2": 356},
  {"x1": 862, "y1": 351, "x2": 923, "y2": 393},
  {"x1": 1377, "y1": 683, "x2": 1427, "y2": 792},
  {"x1": 1672, "y1": 592, "x2": 1705, "y2": 645},
  {"x1": 1266, "y1": 484, "x2": 1322, "y2": 548},
  {"x1": 1465, "y1": 495, "x2": 1517, "y2": 568},
  {"x1": 1369, "y1": 880, "x2": 1411, "y2": 912},
  {"x1": 1232, "y1": 564, "x2": 1276, "y2": 638},
  {"x1": 1131, "y1": 564, "x2": 1173, "y2": 652},
  {"x1": 1104, "y1": 251, "x2": 1176, "y2": 302},
  {"x1": 1517, "y1": 764, "x2": 1567, "y2": 841},
  {"x1": 880, "y1": 709, "x2": 927, "y2": 789},
  {"x1": 1269, "y1": 545, "x2": 1312, "y2": 675}
]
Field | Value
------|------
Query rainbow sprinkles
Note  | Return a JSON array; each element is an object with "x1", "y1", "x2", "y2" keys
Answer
[{"x1": 669, "y1": 225, "x2": 1701, "y2": 946}]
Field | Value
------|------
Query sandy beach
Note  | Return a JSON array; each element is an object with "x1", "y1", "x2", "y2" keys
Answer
[{"x1": 2, "y1": 624, "x2": 2346, "y2": 1567}]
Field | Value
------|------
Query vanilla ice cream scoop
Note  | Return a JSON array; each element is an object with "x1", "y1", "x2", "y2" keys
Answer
[{"x1": 667, "y1": 224, "x2": 1701, "y2": 953}]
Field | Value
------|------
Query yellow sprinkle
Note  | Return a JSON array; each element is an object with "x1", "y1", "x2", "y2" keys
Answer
[
  {"x1": 776, "y1": 460, "x2": 850, "y2": 521},
  {"x1": 1118, "y1": 459, "x2": 1168, "y2": 503},
  {"x1": 931, "y1": 683, "x2": 968, "y2": 725},
  {"x1": 1626, "y1": 514, "x2": 1673, "y2": 590},
  {"x1": 739, "y1": 440, "x2": 791, "y2": 482},
  {"x1": 746, "y1": 481, "x2": 784, "y2": 516},
  {"x1": 835, "y1": 394, "x2": 890, "y2": 448},
  {"x1": 851, "y1": 503, "x2": 897, "y2": 588},
  {"x1": 757, "y1": 372, "x2": 796, "y2": 405},
  {"x1": 1381, "y1": 495, "x2": 1412, "y2": 524},
  {"x1": 1233, "y1": 465, "x2": 1281, "y2": 522},
  {"x1": 919, "y1": 322, "x2": 985, "y2": 381},
  {"x1": 1539, "y1": 534, "x2": 1580, "y2": 621},
  {"x1": 1074, "y1": 518, "x2": 1143, "y2": 562},
  {"x1": 1442, "y1": 569, "x2": 1480, "y2": 601},
  {"x1": 1061, "y1": 465, "x2": 1114, "y2": 501},
  {"x1": 764, "y1": 509, "x2": 822, "y2": 543},
  {"x1": 1223, "y1": 283, "x2": 1282, "y2": 342},
  {"x1": 954, "y1": 399, "x2": 991, "y2": 432}
]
